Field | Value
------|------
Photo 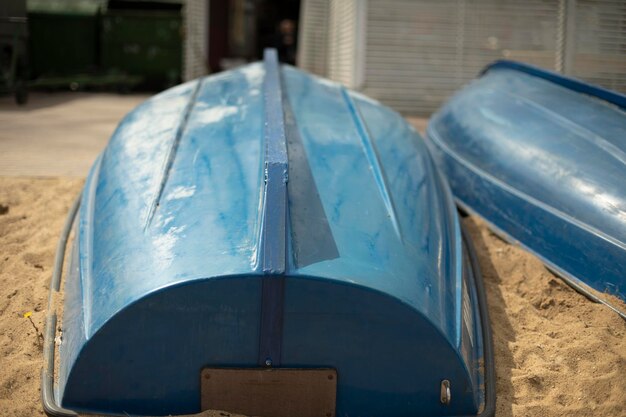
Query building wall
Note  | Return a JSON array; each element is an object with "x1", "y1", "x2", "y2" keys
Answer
[
  {"x1": 184, "y1": 0, "x2": 209, "y2": 81},
  {"x1": 327, "y1": 0, "x2": 359, "y2": 88},
  {"x1": 296, "y1": 0, "x2": 329, "y2": 76},
  {"x1": 299, "y1": 0, "x2": 626, "y2": 115},
  {"x1": 571, "y1": 0, "x2": 626, "y2": 93}
]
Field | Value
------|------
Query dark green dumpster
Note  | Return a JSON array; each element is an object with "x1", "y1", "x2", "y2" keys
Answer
[{"x1": 100, "y1": 10, "x2": 182, "y2": 88}]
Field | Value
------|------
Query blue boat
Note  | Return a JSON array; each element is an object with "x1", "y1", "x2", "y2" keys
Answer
[
  {"x1": 426, "y1": 60, "x2": 626, "y2": 319},
  {"x1": 42, "y1": 50, "x2": 494, "y2": 417}
]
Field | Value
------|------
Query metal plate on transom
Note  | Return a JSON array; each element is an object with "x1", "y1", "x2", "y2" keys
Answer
[{"x1": 200, "y1": 368, "x2": 337, "y2": 417}]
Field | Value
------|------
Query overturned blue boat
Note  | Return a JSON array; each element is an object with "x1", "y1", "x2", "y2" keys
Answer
[
  {"x1": 427, "y1": 61, "x2": 626, "y2": 319},
  {"x1": 42, "y1": 50, "x2": 494, "y2": 417}
]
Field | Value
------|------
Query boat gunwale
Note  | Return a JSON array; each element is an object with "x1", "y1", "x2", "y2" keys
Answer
[{"x1": 482, "y1": 60, "x2": 626, "y2": 110}]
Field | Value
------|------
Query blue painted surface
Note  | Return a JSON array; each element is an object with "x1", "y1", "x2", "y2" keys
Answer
[
  {"x1": 427, "y1": 64, "x2": 626, "y2": 302},
  {"x1": 485, "y1": 60, "x2": 626, "y2": 110},
  {"x1": 257, "y1": 49, "x2": 289, "y2": 366},
  {"x1": 259, "y1": 48, "x2": 288, "y2": 275},
  {"x1": 59, "y1": 55, "x2": 485, "y2": 416}
]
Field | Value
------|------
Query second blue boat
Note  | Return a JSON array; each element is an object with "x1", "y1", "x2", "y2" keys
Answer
[{"x1": 427, "y1": 61, "x2": 626, "y2": 318}]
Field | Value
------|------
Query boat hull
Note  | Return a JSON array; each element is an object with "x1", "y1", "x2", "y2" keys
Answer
[
  {"x1": 43, "y1": 50, "x2": 494, "y2": 417},
  {"x1": 427, "y1": 60, "x2": 626, "y2": 312}
]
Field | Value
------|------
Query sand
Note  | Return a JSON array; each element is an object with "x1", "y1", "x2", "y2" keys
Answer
[
  {"x1": 0, "y1": 176, "x2": 625, "y2": 417},
  {"x1": 463, "y1": 218, "x2": 626, "y2": 416}
]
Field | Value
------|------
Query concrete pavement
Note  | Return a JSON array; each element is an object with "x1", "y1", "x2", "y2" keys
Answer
[
  {"x1": 0, "y1": 92, "x2": 428, "y2": 177},
  {"x1": 0, "y1": 92, "x2": 149, "y2": 177}
]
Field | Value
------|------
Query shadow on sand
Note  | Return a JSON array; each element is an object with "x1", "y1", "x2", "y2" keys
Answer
[{"x1": 464, "y1": 216, "x2": 516, "y2": 417}]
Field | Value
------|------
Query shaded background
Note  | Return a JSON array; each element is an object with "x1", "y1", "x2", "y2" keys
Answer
[
  {"x1": 1, "y1": 0, "x2": 625, "y2": 115},
  {"x1": 1, "y1": 0, "x2": 300, "y2": 97}
]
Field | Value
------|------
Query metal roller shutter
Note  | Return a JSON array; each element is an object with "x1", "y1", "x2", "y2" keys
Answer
[
  {"x1": 184, "y1": 0, "x2": 209, "y2": 81},
  {"x1": 297, "y1": 0, "x2": 330, "y2": 76},
  {"x1": 364, "y1": 0, "x2": 560, "y2": 115},
  {"x1": 298, "y1": 0, "x2": 626, "y2": 115},
  {"x1": 571, "y1": 0, "x2": 626, "y2": 93},
  {"x1": 328, "y1": 0, "x2": 358, "y2": 88}
]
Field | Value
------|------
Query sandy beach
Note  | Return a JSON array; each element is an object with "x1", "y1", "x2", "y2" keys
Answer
[
  {"x1": 0, "y1": 95, "x2": 624, "y2": 417},
  {"x1": 1, "y1": 177, "x2": 624, "y2": 417}
]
